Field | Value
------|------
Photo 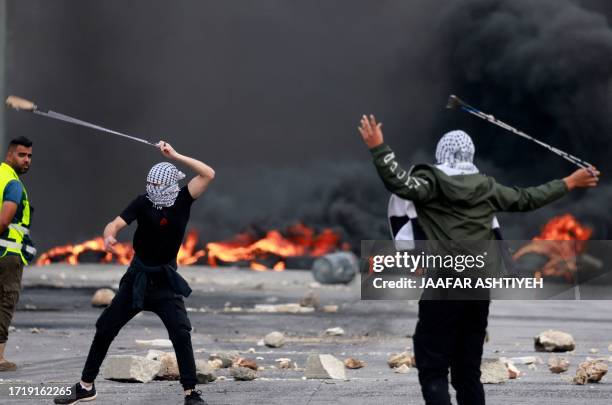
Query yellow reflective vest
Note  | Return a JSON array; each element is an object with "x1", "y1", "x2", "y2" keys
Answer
[{"x1": 0, "y1": 162, "x2": 35, "y2": 264}]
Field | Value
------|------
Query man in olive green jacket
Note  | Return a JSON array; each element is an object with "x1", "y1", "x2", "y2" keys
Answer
[{"x1": 359, "y1": 114, "x2": 599, "y2": 405}]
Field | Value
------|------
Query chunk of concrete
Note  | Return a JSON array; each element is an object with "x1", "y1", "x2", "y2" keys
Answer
[
  {"x1": 230, "y1": 366, "x2": 257, "y2": 381},
  {"x1": 195, "y1": 359, "x2": 217, "y2": 384},
  {"x1": 264, "y1": 331, "x2": 285, "y2": 348},
  {"x1": 91, "y1": 288, "x2": 115, "y2": 307},
  {"x1": 305, "y1": 354, "x2": 346, "y2": 380},
  {"x1": 548, "y1": 356, "x2": 570, "y2": 374},
  {"x1": 480, "y1": 359, "x2": 509, "y2": 384},
  {"x1": 573, "y1": 360, "x2": 608, "y2": 385},
  {"x1": 387, "y1": 352, "x2": 414, "y2": 368},
  {"x1": 534, "y1": 330, "x2": 575, "y2": 352},
  {"x1": 103, "y1": 355, "x2": 161, "y2": 383}
]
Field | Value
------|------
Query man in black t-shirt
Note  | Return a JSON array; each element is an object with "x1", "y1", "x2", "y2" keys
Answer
[{"x1": 55, "y1": 141, "x2": 215, "y2": 405}]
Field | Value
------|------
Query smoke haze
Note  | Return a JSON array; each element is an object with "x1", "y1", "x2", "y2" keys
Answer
[{"x1": 4, "y1": 0, "x2": 611, "y2": 252}]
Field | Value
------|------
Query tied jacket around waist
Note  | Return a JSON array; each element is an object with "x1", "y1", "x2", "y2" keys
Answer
[{"x1": 126, "y1": 256, "x2": 192, "y2": 310}]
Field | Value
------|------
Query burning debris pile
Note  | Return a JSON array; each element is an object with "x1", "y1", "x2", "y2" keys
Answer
[
  {"x1": 513, "y1": 214, "x2": 595, "y2": 282},
  {"x1": 36, "y1": 223, "x2": 348, "y2": 270}
]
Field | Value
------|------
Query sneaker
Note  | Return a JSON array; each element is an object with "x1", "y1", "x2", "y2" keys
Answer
[
  {"x1": 54, "y1": 382, "x2": 97, "y2": 404},
  {"x1": 184, "y1": 390, "x2": 207, "y2": 405}
]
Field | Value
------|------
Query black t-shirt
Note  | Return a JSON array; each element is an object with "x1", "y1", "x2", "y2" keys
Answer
[{"x1": 120, "y1": 186, "x2": 195, "y2": 266}]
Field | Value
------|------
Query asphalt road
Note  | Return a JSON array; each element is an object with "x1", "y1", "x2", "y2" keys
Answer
[{"x1": 0, "y1": 265, "x2": 611, "y2": 405}]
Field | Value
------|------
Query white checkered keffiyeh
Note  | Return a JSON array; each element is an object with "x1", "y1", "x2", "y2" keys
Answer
[
  {"x1": 435, "y1": 130, "x2": 478, "y2": 173},
  {"x1": 145, "y1": 162, "x2": 186, "y2": 209}
]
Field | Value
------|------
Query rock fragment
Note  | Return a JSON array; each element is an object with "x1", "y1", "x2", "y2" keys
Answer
[
  {"x1": 321, "y1": 305, "x2": 338, "y2": 313},
  {"x1": 480, "y1": 359, "x2": 509, "y2": 384},
  {"x1": 343, "y1": 358, "x2": 366, "y2": 369},
  {"x1": 299, "y1": 291, "x2": 320, "y2": 308},
  {"x1": 230, "y1": 366, "x2": 257, "y2": 381},
  {"x1": 264, "y1": 331, "x2": 285, "y2": 348},
  {"x1": 573, "y1": 360, "x2": 608, "y2": 385},
  {"x1": 103, "y1": 355, "x2": 161, "y2": 383},
  {"x1": 324, "y1": 327, "x2": 345, "y2": 336},
  {"x1": 234, "y1": 358, "x2": 258, "y2": 370},
  {"x1": 253, "y1": 303, "x2": 314, "y2": 313},
  {"x1": 387, "y1": 352, "x2": 414, "y2": 368},
  {"x1": 91, "y1": 288, "x2": 115, "y2": 307},
  {"x1": 195, "y1": 359, "x2": 217, "y2": 384},
  {"x1": 534, "y1": 330, "x2": 575, "y2": 352},
  {"x1": 394, "y1": 364, "x2": 411, "y2": 374},
  {"x1": 276, "y1": 358, "x2": 296, "y2": 369},
  {"x1": 548, "y1": 356, "x2": 570, "y2": 374},
  {"x1": 208, "y1": 352, "x2": 239, "y2": 368},
  {"x1": 305, "y1": 354, "x2": 347, "y2": 380},
  {"x1": 135, "y1": 339, "x2": 173, "y2": 349},
  {"x1": 146, "y1": 351, "x2": 179, "y2": 380}
]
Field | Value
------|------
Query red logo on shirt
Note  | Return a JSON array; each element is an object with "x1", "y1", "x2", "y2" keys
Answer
[{"x1": 160, "y1": 218, "x2": 169, "y2": 226}]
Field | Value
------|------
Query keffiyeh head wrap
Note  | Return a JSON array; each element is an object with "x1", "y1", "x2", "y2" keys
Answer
[
  {"x1": 146, "y1": 162, "x2": 186, "y2": 209},
  {"x1": 435, "y1": 130, "x2": 478, "y2": 174}
]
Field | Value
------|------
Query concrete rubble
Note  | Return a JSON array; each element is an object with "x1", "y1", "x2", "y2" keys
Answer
[
  {"x1": 264, "y1": 331, "x2": 286, "y2": 348},
  {"x1": 324, "y1": 327, "x2": 345, "y2": 336},
  {"x1": 393, "y1": 364, "x2": 411, "y2": 374},
  {"x1": 321, "y1": 305, "x2": 339, "y2": 313},
  {"x1": 534, "y1": 330, "x2": 576, "y2": 352},
  {"x1": 253, "y1": 303, "x2": 315, "y2": 314},
  {"x1": 343, "y1": 358, "x2": 366, "y2": 369},
  {"x1": 103, "y1": 355, "x2": 161, "y2": 383},
  {"x1": 480, "y1": 359, "x2": 509, "y2": 384},
  {"x1": 387, "y1": 351, "x2": 414, "y2": 369},
  {"x1": 209, "y1": 351, "x2": 239, "y2": 368},
  {"x1": 573, "y1": 360, "x2": 608, "y2": 385},
  {"x1": 195, "y1": 359, "x2": 217, "y2": 384},
  {"x1": 299, "y1": 291, "x2": 320, "y2": 308},
  {"x1": 230, "y1": 366, "x2": 257, "y2": 381},
  {"x1": 305, "y1": 354, "x2": 347, "y2": 380},
  {"x1": 135, "y1": 339, "x2": 173, "y2": 349},
  {"x1": 276, "y1": 358, "x2": 296, "y2": 369},
  {"x1": 91, "y1": 288, "x2": 115, "y2": 307},
  {"x1": 548, "y1": 356, "x2": 570, "y2": 374},
  {"x1": 234, "y1": 357, "x2": 258, "y2": 370},
  {"x1": 146, "y1": 350, "x2": 179, "y2": 380},
  {"x1": 505, "y1": 362, "x2": 521, "y2": 379}
]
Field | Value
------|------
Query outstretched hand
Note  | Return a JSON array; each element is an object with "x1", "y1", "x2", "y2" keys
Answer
[
  {"x1": 564, "y1": 167, "x2": 601, "y2": 190},
  {"x1": 358, "y1": 115, "x2": 384, "y2": 149}
]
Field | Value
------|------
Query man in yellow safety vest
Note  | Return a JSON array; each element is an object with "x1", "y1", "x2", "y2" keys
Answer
[{"x1": 0, "y1": 136, "x2": 35, "y2": 371}]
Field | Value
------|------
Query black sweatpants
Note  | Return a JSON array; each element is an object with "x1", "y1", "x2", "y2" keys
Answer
[
  {"x1": 413, "y1": 300, "x2": 490, "y2": 405},
  {"x1": 81, "y1": 273, "x2": 197, "y2": 389}
]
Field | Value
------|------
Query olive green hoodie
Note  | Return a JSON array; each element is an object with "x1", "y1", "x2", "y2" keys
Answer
[{"x1": 371, "y1": 144, "x2": 569, "y2": 242}]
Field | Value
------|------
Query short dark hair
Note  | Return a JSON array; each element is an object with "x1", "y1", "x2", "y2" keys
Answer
[{"x1": 8, "y1": 136, "x2": 33, "y2": 150}]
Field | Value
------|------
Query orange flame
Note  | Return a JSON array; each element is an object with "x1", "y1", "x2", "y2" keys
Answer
[
  {"x1": 206, "y1": 223, "x2": 343, "y2": 269},
  {"x1": 534, "y1": 214, "x2": 592, "y2": 242},
  {"x1": 36, "y1": 224, "x2": 345, "y2": 270}
]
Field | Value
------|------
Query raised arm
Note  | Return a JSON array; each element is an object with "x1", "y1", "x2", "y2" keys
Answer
[
  {"x1": 490, "y1": 167, "x2": 600, "y2": 212},
  {"x1": 359, "y1": 115, "x2": 436, "y2": 202},
  {"x1": 158, "y1": 141, "x2": 215, "y2": 199}
]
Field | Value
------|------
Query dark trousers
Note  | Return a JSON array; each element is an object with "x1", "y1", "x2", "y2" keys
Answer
[
  {"x1": 81, "y1": 273, "x2": 197, "y2": 389},
  {"x1": 0, "y1": 255, "x2": 24, "y2": 344},
  {"x1": 413, "y1": 300, "x2": 489, "y2": 405}
]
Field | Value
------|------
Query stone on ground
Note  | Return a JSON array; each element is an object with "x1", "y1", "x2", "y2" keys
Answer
[
  {"x1": 480, "y1": 359, "x2": 509, "y2": 384},
  {"x1": 305, "y1": 354, "x2": 346, "y2": 380},
  {"x1": 573, "y1": 360, "x2": 608, "y2": 385},
  {"x1": 230, "y1": 366, "x2": 257, "y2": 381},
  {"x1": 103, "y1": 355, "x2": 161, "y2": 383},
  {"x1": 548, "y1": 356, "x2": 570, "y2": 374},
  {"x1": 264, "y1": 331, "x2": 285, "y2": 348},
  {"x1": 387, "y1": 351, "x2": 414, "y2": 368},
  {"x1": 534, "y1": 330, "x2": 576, "y2": 352},
  {"x1": 91, "y1": 288, "x2": 115, "y2": 307}
]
